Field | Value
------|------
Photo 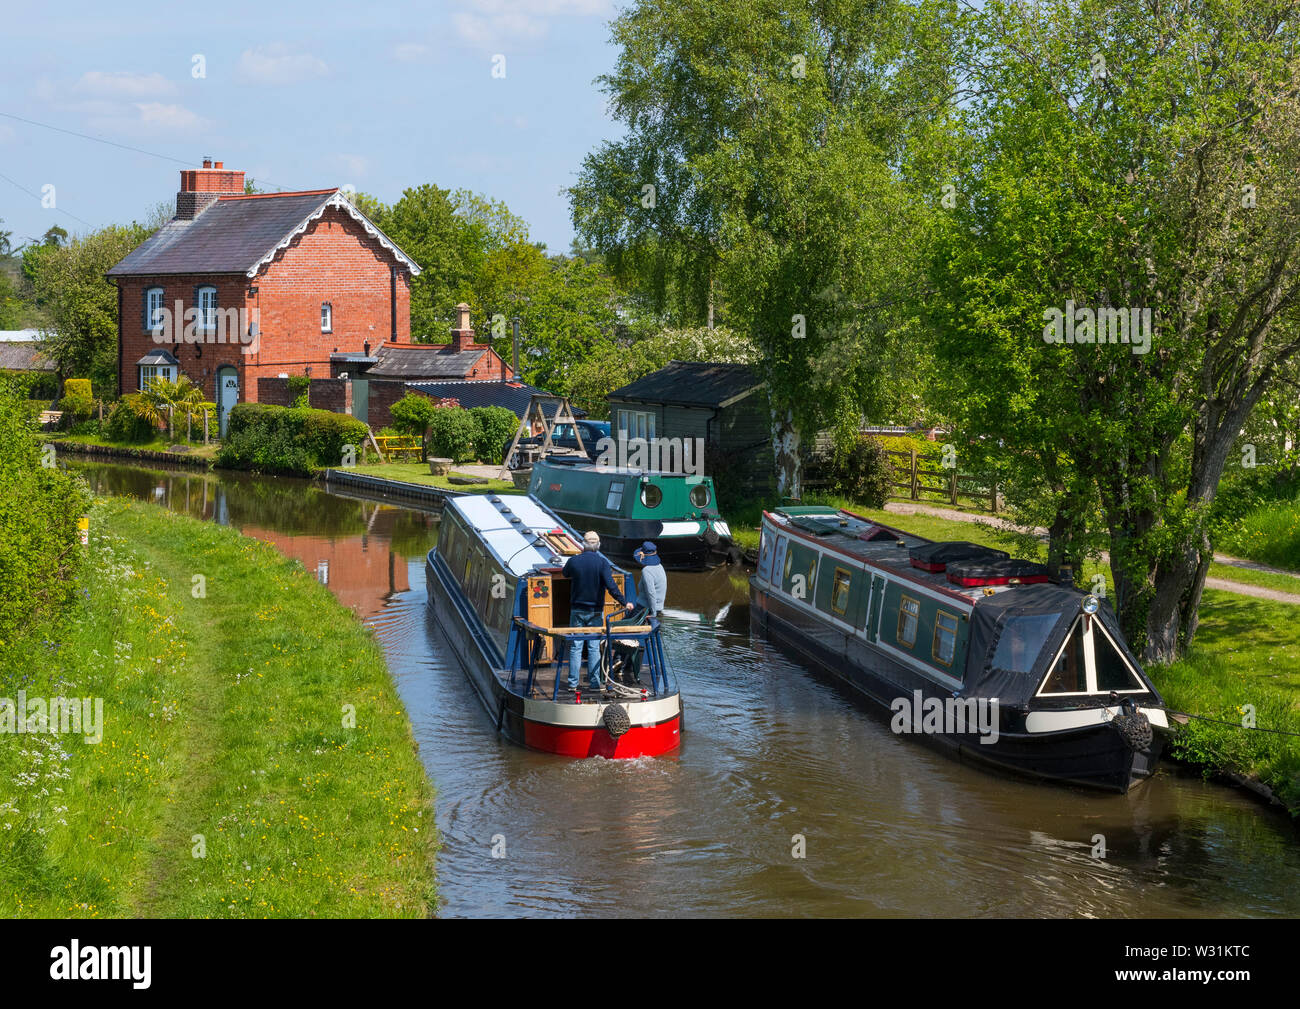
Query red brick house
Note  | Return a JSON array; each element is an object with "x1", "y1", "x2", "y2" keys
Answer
[{"x1": 107, "y1": 159, "x2": 421, "y2": 433}]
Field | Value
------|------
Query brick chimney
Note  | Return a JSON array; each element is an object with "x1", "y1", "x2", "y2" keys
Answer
[
  {"x1": 450, "y1": 303, "x2": 477, "y2": 352},
  {"x1": 176, "y1": 158, "x2": 246, "y2": 219}
]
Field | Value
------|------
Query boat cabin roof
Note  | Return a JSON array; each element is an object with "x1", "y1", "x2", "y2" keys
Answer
[
  {"x1": 764, "y1": 505, "x2": 1022, "y2": 605},
  {"x1": 535, "y1": 457, "x2": 711, "y2": 481},
  {"x1": 446, "y1": 494, "x2": 583, "y2": 577}
]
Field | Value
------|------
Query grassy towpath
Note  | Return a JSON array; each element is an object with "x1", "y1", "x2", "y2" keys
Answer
[{"x1": 0, "y1": 498, "x2": 436, "y2": 917}]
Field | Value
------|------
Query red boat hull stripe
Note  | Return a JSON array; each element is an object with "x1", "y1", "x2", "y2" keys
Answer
[{"x1": 523, "y1": 716, "x2": 681, "y2": 758}]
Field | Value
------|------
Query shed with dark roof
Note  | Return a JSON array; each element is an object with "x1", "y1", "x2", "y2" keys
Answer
[{"x1": 607, "y1": 361, "x2": 772, "y2": 496}]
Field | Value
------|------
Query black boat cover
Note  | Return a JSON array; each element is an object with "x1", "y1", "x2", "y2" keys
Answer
[
  {"x1": 961, "y1": 585, "x2": 1147, "y2": 707},
  {"x1": 909, "y1": 541, "x2": 1009, "y2": 570},
  {"x1": 946, "y1": 557, "x2": 1050, "y2": 583}
]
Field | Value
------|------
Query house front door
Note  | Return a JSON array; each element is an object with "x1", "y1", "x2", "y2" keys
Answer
[{"x1": 217, "y1": 367, "x2": 239, "y2": 437}]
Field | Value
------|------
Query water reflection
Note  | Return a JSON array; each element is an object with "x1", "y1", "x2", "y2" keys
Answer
[{"x1": 72, "y1": 460, "x2": 1300, "y2": 917}]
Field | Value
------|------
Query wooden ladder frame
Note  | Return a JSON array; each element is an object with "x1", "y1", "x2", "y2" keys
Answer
[{"x1": 497, "y1": 394, "x2": 586, "y2": 480}]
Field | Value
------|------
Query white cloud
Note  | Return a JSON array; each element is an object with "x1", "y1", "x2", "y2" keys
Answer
[
  {"x1": 452, "y1": 0, "x2": 610, "y2": 48},
  {"x1": 82, "y1": 101, "x2": 211, "y2": 136},
  {"x1": 236, "y1": 44, "x2": 329, "y2": 85},
  {"x1": 332, "y1": 154, "x2": 370, "y2": 179},
  {"x1": 75, "y1": 71, "x2": 176, "y2": 99},
  {"x1": 392, "y1": 43, "x2": 431, "y2": 63}
]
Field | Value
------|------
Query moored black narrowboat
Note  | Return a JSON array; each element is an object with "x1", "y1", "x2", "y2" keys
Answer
[{"x1": 750, "y1": 506, "x2": 1168, "y2": 792}]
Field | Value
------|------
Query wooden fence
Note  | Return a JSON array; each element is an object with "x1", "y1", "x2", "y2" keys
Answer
[{"x1": 885, "y1": 448, "x2": 998, "y2": 512}]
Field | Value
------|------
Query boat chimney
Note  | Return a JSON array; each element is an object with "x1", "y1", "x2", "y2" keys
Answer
[{"x1": 1059, "y1": 563, "x2": 1075, "y2": 586}]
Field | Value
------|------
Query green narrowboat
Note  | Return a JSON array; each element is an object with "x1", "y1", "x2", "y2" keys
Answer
[{"x1": 527, "y1": 457, "x2": 735, "y2": 570}]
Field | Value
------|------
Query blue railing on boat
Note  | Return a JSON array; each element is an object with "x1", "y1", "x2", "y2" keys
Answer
[{"x1": 508, "y1": 614, "x2": 675, "y2": 700}]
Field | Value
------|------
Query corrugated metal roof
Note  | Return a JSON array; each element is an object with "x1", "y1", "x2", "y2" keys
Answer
[
  {"x1": 106, "y1": 191, "x2": 421, "y2": 278},
  {"x1": 607, "y1": 361, "x2": 762, "y2": 408}
]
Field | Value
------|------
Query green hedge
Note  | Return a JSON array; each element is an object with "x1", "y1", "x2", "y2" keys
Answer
[
  {"x1": 216, "y1": 402, "x2": 369, "y2": 476},
  {"x1": 0, "y1": 388, "x2": 91, "y2": 644},
  {"x1": 104, "y1": 395, "x2": 157, "y2": 443}
]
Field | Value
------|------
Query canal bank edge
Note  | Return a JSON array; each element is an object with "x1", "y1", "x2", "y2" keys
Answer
[{"x1": 1, "y1": 498, "x2": 437, "y2": 917}]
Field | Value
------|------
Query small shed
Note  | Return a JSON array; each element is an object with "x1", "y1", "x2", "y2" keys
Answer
[{"x1": 606, "y1": 361, "x2": 773, "y2": 497}]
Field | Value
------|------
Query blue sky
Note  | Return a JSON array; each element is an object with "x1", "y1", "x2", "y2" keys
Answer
[{"x1": 0, "y1": 0, "x2": 622, "y2": 252}]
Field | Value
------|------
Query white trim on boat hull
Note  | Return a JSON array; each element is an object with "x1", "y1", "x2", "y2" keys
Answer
[{"x1": 1025, "y1": 706, "x2": 1169, "y2": 733}]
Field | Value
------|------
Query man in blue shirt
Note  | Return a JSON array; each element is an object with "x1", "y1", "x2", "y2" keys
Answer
[{"x1": 561, "y1": 531, "x2": 633, "y2": 692}]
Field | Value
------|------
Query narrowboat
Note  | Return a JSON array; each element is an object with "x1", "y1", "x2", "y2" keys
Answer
[
  {"x1": 527, "y1": 457, "x2": 735, "y2": 569},
  {"x1": 750, "y1": 506, "x2": 1169, "y2": 792},
  {"x1": 425, "y1": 493, "x2": 682, "y2": 758}
]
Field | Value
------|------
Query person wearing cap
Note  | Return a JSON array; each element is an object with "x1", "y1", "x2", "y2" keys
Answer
[
  {"x1": 561, "y1": 530, "x2": 633, "y2": 692},
  {"x1": 633, "y1": 541, "x2": 667, "y2": 618}
]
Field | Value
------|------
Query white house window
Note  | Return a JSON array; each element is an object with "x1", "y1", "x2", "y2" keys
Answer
[
  {"x1": 139, "y1": 364, "x2": 176, "y2": 390},
  {"x1": 146, "y1": 287, "x2": 165, "y2": 334},
  {"x1": 618, "y1": 409, "x2": 655, "y2": 442},
  {"x1": 321, "y1": 302, "x2": 332, "y2": 332},
  {"x1": 198, "y1": 286, "x2": 218, "y2": 331}
]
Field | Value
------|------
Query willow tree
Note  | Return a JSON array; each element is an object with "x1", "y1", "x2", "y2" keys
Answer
[
  {"x1": 929, "y1": 0, "x2": 1300, "y2": 662},
  {"x1": 570, "y1": 0, "x2": 961, "y2": 493}
]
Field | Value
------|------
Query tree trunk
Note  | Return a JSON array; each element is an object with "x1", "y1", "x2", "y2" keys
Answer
[{"x1": 771, "y1": 407, "x2": 802, "y2": 498}]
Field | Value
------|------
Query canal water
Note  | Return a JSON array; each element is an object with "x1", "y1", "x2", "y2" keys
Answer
[{"x1": 74, "y1": 461, "x2": 1300, "y2": 917}]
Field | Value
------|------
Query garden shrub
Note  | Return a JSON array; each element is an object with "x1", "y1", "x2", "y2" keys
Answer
[
  {"x1": 216, "y1": 403, "x2": 368, "y2": 476},
  {"x1": 389, "y1": 392, "x2": 438, "y2": 439},
  {"x1": 830, "y1": 435, "x2": 893, "y2": 508},
  {"x1": 58, "y1": 378, "x2": 95, "y2": 428},
  {"x1": 469, "y1": 406, "x2": 521, "y2": 465},
  {"x1": 104, "y1": 395, "x2": 157, "y2": 443},
  {"x1": 425, "y1": 405, "x2": 478, "y2": 462},
  {"x1": 287, "y1": 375, "x2": 311, "y2": 409}
]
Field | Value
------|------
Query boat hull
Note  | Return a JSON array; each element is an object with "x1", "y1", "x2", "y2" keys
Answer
[
  {"x1": 426, "y1": 554, "x2": 681, "y2": 758},
  {"x1": 750, "y1": 580, "x2": 1162, "y2": 792}
]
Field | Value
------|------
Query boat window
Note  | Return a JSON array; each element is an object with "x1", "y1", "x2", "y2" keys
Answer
[
  {"x1": 897, "y1": 595, "x2": 920, "y2": 647},
  {"x1": 991, "y1": 613, "x2": 1060, "y2": 673},
  {"x1": 757, "y1": 528, "x2": 773, "y2": 581},
  {"x1": 932, "y1": 610, "x2": 958, "y2": 666},
  {"x1": 831, "y1": 567, "x2": 852, "y2": 615},
  {"x1": 1093, "y1": 622, "x2": 1144, "y2": 691},
  {"x1": 689, "y1": 484, "x2": 711, "y2": 508},
  {"x1": 1040, "y1": 618, "x2": 1087, "y2": 693},
  {"x1": 641, "y1": 482, "x2": 662, "y2": 508},
  {"x1": 783, "y1": 545, "x2": 794, "y2": 582},
  {"x1": 606, "y1": 481, "x2": 625, "y2": 511}
]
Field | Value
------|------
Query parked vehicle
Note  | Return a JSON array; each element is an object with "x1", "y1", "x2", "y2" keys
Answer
[{"x1": 503, "y1": 420, "x2": 610, "y2": 470}]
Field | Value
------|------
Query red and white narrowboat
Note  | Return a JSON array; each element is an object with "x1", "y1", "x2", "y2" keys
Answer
[{"x1": 425, "y1": 493, "x2": 681, "y2": 758}]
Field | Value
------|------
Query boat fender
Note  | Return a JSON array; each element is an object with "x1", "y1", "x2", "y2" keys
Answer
[
  {"x1": 1109, "y1": 700, "x2": 1153, "y2": 752},
  {"x1": 603, "y1": 703, "x2": 631, "y2": 738},
  {"x1": 703, "y1": 526, "x2": 720, "y2": 546}
]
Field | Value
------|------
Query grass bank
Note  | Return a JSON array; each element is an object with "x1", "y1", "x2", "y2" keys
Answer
[
  {"x1": 347, "y1": 461, "x2": 520, "y2": 494},
  {"x1": 0, "y1": 498, "x2": 435, "y2": 917}
]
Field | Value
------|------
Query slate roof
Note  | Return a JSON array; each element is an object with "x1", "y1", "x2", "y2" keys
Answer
[
  {"x1": 0, "y1": 340, "x2": 54, "y2": 371},
  {"x1": 404, "y1": 380, "x2": 586, "y2": 419},
  {"x1": 365, "y1": 343, "x2": 490, "y2": 380},
  {"x1": 106, "y1": 190, "x2": 421, "y2": 278},
  {"x1": 607, "y1": 361, "x2": 762, "y2": 408}
]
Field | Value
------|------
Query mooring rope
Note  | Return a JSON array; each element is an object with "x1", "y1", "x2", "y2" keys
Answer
[{"x1": 1162, "y1": 708, "x2": 1300, "y2": 739}]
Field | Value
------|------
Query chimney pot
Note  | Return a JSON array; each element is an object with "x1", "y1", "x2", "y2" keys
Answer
[
  {"x1": 203, "y1": 158, "x2": 212, "y2": 168},
  {"x1": 214, "y1": 160, "x2": 223, "y2": 169}
]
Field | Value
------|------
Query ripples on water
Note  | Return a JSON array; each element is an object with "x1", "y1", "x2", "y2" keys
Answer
[{"x1": 75, "y1": 462, "x2": 1300, "y2": 918}]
